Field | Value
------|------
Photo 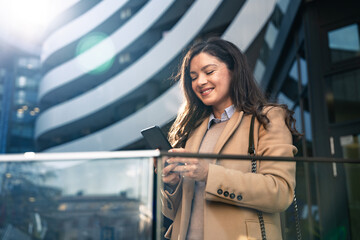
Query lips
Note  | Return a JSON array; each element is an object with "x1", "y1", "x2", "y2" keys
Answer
[{"x1": 200, "y1": 88, "x2": 214, "y2": 96}]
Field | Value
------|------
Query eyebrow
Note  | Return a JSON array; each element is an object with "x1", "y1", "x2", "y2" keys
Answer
[{"x1": 190, "y1": 64, "x2": 217, "y2": 74}]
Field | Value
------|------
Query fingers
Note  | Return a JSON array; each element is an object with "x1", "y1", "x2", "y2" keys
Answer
[
  {"x1": 164, "y1": 148, "x2": 208, "y2": 181},
  {"x1": 163, "y1": 173, "x2": 180, "y2": 186},
  {"x1": 154, "y1": 156, "x2": 170, "y2": 173},
  {"x1": 163, "y1": 162, "x2": 178, "y2": 175},
  {"x1": 172, "y1": 163, "x2": 191, "y2": 173},
  {"x1": 162, "y1": 165, "x2": 181, "y2": 186},
  {"x1": 166, "y1": 157, "x2": 198, "y2": 168}
]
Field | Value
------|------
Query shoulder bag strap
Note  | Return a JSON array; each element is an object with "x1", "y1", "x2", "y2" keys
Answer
[
  {"x1": 248, "y1": 115, "x2": 302, "y2": 240},
  {"x1": 248, "y1": 115, "x2": 267, "y2": 240}
]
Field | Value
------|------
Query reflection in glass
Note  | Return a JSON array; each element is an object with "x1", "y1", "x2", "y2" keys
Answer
[
  {"x1": 326, "y1": 69, "x2": 360, "y2": 123},
  {"x1": 278, "y1": 52, "x2": 318, "y2": 239},
  {"x1": 278, "y1": 92, "x2": 294, "y2": 109},
  {"x1": 328, "y1": 24, "x2": 360, "y2": 63},
  {"x1": 0, "y1": 158, "x2": 153, "y2": 239},
  {"x1": 340, "y1": 134, "x2": 360, "y2": 240},
  {"x1": 277, "y1": 0, "x2": 290, "y2": 13},
  {"x1": 294, "y1": 106, "x2": 312, "y2": 142},
  {"x1": 265, "y1": 22, "x2": 278, "y2": 49},
  {"x1": 289, "y1": 58, "x2": 308, "y2": 85}
]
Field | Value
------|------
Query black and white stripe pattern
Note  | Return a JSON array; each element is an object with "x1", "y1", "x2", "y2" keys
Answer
[{"x1": 35, "y1": 0, "x2": 281, "y2": 152}]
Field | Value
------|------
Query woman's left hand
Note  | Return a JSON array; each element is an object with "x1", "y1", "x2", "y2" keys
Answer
[{"x1": 167, "y1": 148, "x2": 209, "y2": 182}]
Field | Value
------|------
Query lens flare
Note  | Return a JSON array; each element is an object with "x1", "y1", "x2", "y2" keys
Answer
[{"x1": 75, "y1": 32, "x2": 115, "y2": 75}]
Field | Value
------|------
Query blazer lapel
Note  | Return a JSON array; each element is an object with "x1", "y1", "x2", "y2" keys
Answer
[
  {"x1": 213, "y1": 111, "x2": 244, "y2": 154},
  {"x1": 179, "y1": 117, "x2": 208, "y2": 239},
  {"x1": 185, "y1": 117, "x2": 210, "y2": 153},
  {"x1": 178, "y1": 112, "x2": 244, "y2": 238}
]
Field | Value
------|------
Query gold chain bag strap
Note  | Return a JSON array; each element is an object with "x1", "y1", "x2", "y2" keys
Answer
[{"x1": 248, "y1": 115, "x2": 302, "y2": 240}]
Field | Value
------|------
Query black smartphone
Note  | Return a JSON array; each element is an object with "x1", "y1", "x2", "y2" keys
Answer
[
  {"x1": 141, "y1": 126, "x2": 185, "y2": 168},
  {"x1": 141, "y1": 125, "x2": 172, "y2": 151}
]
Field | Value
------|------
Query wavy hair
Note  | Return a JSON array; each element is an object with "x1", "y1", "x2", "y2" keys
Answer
[{"x1": 169, "y1": 37, "x2": 300, "y2": 147}]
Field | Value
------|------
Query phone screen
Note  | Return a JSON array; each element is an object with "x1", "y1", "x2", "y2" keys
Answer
[{"x1": 141, "y1": 126, "x2": 172, "y2": 150}]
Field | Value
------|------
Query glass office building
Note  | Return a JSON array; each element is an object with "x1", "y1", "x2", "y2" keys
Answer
[{"x1": 0, "y1": 0, "x2": 359, "y2": 239}]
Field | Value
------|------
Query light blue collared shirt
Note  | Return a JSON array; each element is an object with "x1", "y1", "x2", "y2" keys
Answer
[{"x1": 207, "y1": 105, "x2": 235, "y2": 129}]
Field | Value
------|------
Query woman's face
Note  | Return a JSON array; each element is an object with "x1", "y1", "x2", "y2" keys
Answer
[{"x1": 190, "y1": 52, "x2": 233, "y2": 115}]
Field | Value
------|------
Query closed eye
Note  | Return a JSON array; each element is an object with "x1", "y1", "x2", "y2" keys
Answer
[
  {"x1": 206, "y1": 70, "x2": 214, "y2": 75},
  {"x1": 190, "y1": 74, "x2": 198, "y2": 81}
]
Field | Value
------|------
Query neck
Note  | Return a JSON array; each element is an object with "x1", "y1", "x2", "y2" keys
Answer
[
  {"x1": 213, "y1": 110, "x2": 222, "y2": 119},
  {"x1": 212, "y1": 104, "x2": 232, "y2": 119}
]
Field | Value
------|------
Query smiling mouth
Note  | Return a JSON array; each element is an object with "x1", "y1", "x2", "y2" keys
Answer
[{"x1": 200, "y1": 88, "x2": 213, "y2": 96}]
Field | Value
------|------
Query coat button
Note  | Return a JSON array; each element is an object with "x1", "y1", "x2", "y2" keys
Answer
[
  {"x1": 217, "y1": 189, "x2": 223, "y2": 195},
  {"x1": 224, "y1": 191, "x2": 229, "y2": 197},
  {"x1": 230, "y1": 193, "x2": 235, "y2": 199},
  {"x1": 237, "y1": 195, "x2": 243, "y2": 201}
]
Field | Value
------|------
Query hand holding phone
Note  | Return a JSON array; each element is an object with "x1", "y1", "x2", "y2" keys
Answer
[
  {"x1": 141, "y1": 126, "x2": 185, "y2": 168},
  {"x1": 141, "y1": 125, "x2": 172, "y2": 150},
  {"x1": 141, "y1": 125, "x2": 181, "y2": 188}
]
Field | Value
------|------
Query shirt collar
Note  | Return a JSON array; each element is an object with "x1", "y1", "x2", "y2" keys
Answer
[{"x1": 207, "y1": 105, "x2": 235, "y2": 129}]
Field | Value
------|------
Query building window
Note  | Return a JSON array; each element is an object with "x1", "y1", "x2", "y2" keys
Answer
[
  {"x1": 120, "y1": 8, "x2": 132, "y2": 20},
  {"x1": 326, "y1": 68, "x2": 360, "y2": 123},
  {"x1": 327, "y1": 23, "x2": 360, "y2": 63}
]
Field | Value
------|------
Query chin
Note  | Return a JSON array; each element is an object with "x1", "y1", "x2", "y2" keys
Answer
[{"x1": 200, "y1": 101, "x2": 214, "y2": 106}]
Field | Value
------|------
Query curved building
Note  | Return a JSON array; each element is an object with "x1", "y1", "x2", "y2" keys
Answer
[
  {"x1": 35, "y1": 0, "x2": 279, "y2": 152},
  {"x1": 5, "y1": 0, "x2": 360, "y2": 239}
]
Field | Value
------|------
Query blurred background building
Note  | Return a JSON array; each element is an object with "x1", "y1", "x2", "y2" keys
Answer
[{"x1": 0, "y1": 0, "x2": 359, "y2": 239}]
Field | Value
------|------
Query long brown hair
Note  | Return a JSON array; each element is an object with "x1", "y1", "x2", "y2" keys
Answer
[{"x1": 169, "y1": 37, "x2": 300, "y2": 147}]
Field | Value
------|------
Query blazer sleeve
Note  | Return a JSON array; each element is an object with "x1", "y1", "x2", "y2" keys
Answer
[
  {"x1": 160, "y1": 178, "x2": 183, "y2": 220},
  {"x1": 204, "y1": 107, "x2": 297, "y2": 213}
]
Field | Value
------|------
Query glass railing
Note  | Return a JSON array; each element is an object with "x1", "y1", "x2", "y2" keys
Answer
[
  {"x1": 155, "y1": 151, "x2": 360, "y2": 240},
  {"x1": 0, "y1": 151, "x2": 359, "y2": 239},
  {"x1": 0, "y1": 150, "x2": 157, "y2": 240}
]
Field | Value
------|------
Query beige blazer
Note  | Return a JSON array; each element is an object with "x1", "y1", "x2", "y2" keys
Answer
[{"x1": 161, "y1": 107, "x2": 297, "y2": 240}]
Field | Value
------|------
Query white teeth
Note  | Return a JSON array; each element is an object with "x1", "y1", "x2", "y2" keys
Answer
[{"x1": 202, "y1": 89, "x2": 212, "y2": 94}]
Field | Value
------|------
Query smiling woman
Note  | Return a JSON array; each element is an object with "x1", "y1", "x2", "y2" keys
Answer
[
  {"x1": 190, "y1": 52, "x2": 233, "y2": 118},
  {"x1": 160, "y1": 37, "x2": 301, "y2": 240}
]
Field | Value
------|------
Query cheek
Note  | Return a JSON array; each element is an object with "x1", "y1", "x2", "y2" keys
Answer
[
  {"x1": 191, "y1": 81, "x2": 197, "y2": 93},
  {"x1": 225, "y1": 75, "x2": 232, "y2": 92}
]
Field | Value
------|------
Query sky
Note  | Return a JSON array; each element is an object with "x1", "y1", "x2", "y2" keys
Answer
[{"x1": 0, "y1": 0, "x2": 80, "y2": 55}]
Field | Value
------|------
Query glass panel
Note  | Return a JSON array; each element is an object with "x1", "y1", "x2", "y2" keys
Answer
[
  {"x1": 326, "y1": 69, "x2": 360, "y2": 123},
  {"x1": 277, "y1": 0, "x2": 290, "y2": 13},
  {"x1": 294, "y1": 106, "x2": 312, "y2": 143},
  {"x1": 340, "y1": 134, "x2": 360, "y2": 240},
  {"x1": 265, "y1": 22, "x2": 279, "y2": 49},
  {"x1": 16, "y1": 76, "x2": 39, "y2": 89},
  {"x1": 1, "y1": 151, "x2": 358, "y2": 239},
  {"x1": 328, "y1": 23, "x2": 360, "y2": 63},
  {"x1": 289, "y1": 58, "x2": 308, "y2": 86},
  {"x1": 157, "y1": 153, "x2": 357, "y2": 240},
  {"x1": 278, "y1": 92, "x2": 295, "y2": 109},
  {"x1": 278, "y1": 54, "x2": 316, "y2": 239},
  {"x1": 0, "y1": 157, "x2": 153, "y2": 239},
  {"x1": 17, "y1": 57, "x2": 41, "y2": 70}
]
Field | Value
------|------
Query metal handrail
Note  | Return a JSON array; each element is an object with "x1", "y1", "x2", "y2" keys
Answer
[
  {"x1": 0, "y1": 150, "x2": 358, "y2": 163},
  {"x1": 159, "y1": 151, "x2": 360, "y2": 163}
]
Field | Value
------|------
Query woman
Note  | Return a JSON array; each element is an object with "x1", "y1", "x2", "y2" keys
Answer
[{"x1": 160, "y1": 37, "x2": 299, "y2": 240}]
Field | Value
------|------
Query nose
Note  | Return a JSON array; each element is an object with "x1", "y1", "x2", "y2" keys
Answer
[{"x1": 197, "y1": 73, "x2": 207, "y2": 85}]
